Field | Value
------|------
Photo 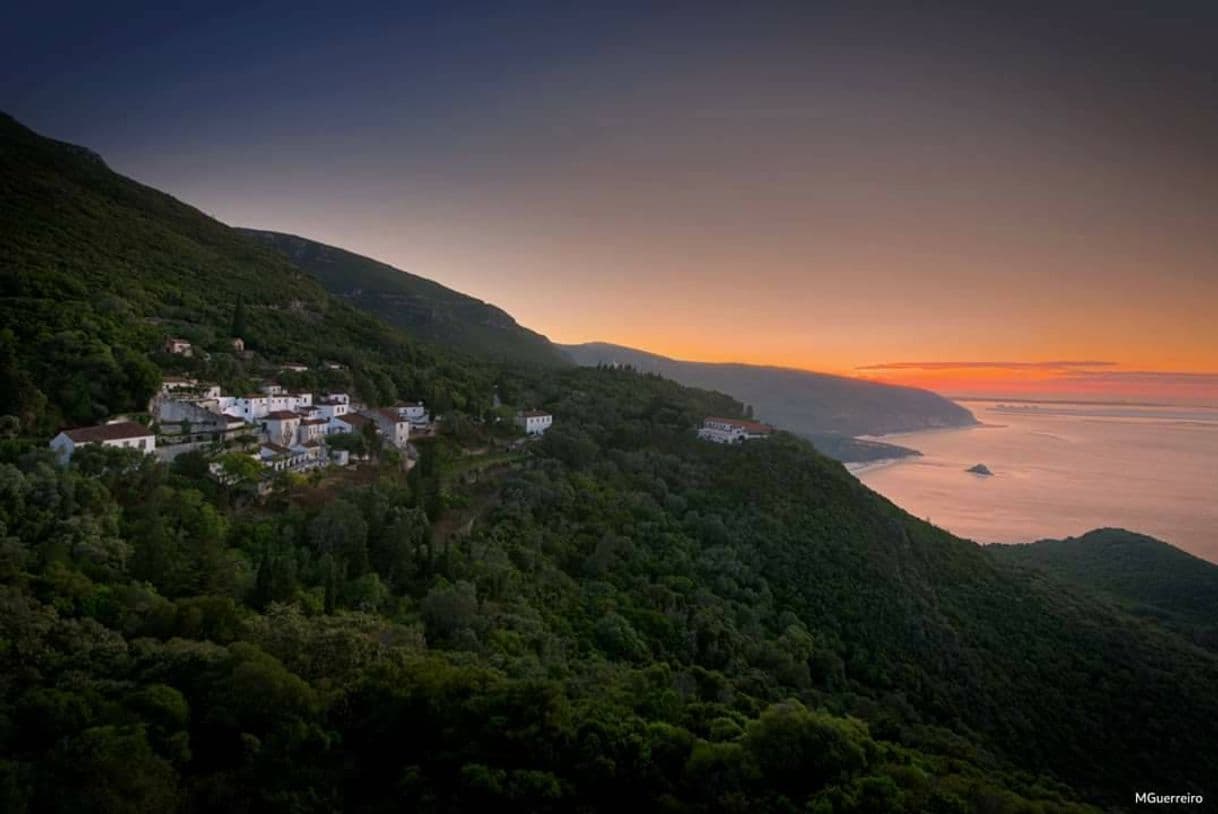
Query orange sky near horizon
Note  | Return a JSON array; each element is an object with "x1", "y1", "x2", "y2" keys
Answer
[
  {"x1": 17, "y1": 3, "x2": 1215, "y2": 404},
  {"x1": 553, "y1": 334, "x2": 1218, "y2": 404}
]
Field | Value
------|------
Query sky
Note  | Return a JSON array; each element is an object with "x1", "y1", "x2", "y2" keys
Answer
[{"x1": 3, "y1": 1, "x2": 1217, "y2": 402}]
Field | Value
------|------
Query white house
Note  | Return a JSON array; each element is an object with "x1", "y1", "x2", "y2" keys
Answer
[
  {"x1": 366, "y1": 407, "x2": 411, "y2": 449},
  {"x1": 164, "y1": 337, "x2": 193, "y2": 356},
  {"x1": 218, "y1": 391, "x2": 312, "y2": 422},
  {"x1": 316, "y1": 395, "x2": 350, "y2": 423},
  {"x1": 335, "y1": 413, "x2": 371, "y2": 436},
  {"x1": 697, "y1": 417, "x2": 773, "y2": 444},
  {"x1": 259, "y1": 442, "x2": 296, "y2": 472},
  {"x1": 396, "y1": 401, "x2": 431, "y2": 426},
  {"x1": 263, "y1": 411, "x2": 302, "y2": 447},
  {"x1": 299, "y1": 417, "x2": 329, "y2": 444},
  {"x1": 516, "y1": 410, "x2": 553, "y2": 436},
  {"x1": 51, "y1": 421, "x2": 156, "y2": 461}
]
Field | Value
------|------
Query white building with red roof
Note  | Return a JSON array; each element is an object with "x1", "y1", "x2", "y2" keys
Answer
[
  {"x1": 263, "y1": 411, "x2": 302, "y2": 446},
  {"x1": 697, "y1": 417, "x2": 773, "y2": 444},
  {"x1": 364, "y1": 407, "x2": 411, "y2": 449},
  {"x1": 516, "y1": 409, "x2": 553, "y2": 436},
  {"x1": 50, "y1": 421, "x2": 156, "y2": 461}
]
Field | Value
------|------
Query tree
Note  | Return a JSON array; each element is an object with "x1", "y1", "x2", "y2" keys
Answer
[
  {"x1": 370, "y1": 507, "x2": 429, "y2": 590},
  {"x1": 219, "y1": 452, "x2": 261, "y2": 485},
  {"x1": 230, "y1": 295, "x2": 247, "y2": 339},
  {"x1": 252, "y1": 556, "x2": 274, "y2": 610},
  {"x1": 361, "y1": 421, "x2": 382, "y2": 460},
  {"x1": 309, "y1": 500, "x2": 370, "y2": 577},
  {"x1": 41, "y1": 725, "x2": 178, "y2": 813},
  {"x1": 326, "y1": 431, "x2": 366, "y2": 457},
  {"x1": 741, "y1": 702, "x2": 872, "y2": 799},
  {"x1": 420, "y1": 580, "x2": 479, "y2": 643}
]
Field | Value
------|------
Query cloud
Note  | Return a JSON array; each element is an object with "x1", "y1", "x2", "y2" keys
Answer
[
  {"x1": 855, "y1": 360, "x2": 1118, "y2": 372},
  {"x1": 855, "y1": 360, "x2": 1218, "y2": 399},
  {"x1": 1058, "y1": 370, "x2": 1218, "y2": 385}
]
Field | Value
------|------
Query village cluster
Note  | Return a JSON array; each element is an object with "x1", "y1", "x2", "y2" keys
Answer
[
  {"x1": 50, "y1": 377, "x2": 434, "y2": 471},
  {"x1": 47, "y1": 339, "x2": 772, "y2": 481},
  {"x1": 49, "y1": 347, "x2": 555, "y2": 482}
]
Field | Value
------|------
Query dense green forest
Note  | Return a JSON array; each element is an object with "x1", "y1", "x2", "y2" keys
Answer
[
  {"x1": 3, "y1": 367, "x2": 1217, "y2": 811},
  {"x1": 3, "y1": 112, "x2": 1217, "y2": 812},
  {"x1": 990, "y1": 529, "x2": 1218, "y2": 650}
]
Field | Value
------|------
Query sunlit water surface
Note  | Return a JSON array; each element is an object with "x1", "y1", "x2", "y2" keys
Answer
[{"x1": 853, "y1": 401, "x2": 1218, "y2": 563}]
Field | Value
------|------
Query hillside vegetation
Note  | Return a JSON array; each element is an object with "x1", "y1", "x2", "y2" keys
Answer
[
  {"x1": 990, "y1": 528, "x2": 1218, "y2": 649},
  {"x1": 561, "y1": 341, "x2": 978, "y2": 437},
  {"x1": 239, "y1": 229, "x2": 569, "y2": 368},
  {"x1": 1, "y1": 113, "x2": 1215, "y2": 812},
  {"x1": 561, "y1": 342, "x2": 977, "y2": 457},
  {"x1": 0, "y1": 113, "x2": 499, "y2": 434}
]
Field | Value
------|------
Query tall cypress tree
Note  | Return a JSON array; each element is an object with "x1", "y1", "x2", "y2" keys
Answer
[
  {"x1": 252, "y1": 555, "x2": 273, "y2": 610},
  {"x1": 230, "y1": 295, "x2": 247, "y2": 338}
]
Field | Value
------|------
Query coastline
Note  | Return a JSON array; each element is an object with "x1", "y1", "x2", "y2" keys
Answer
[
  {"x1": 847, "y1": 420, "x2": 992, "y2": 476},
  {"x1": 857, "y1": 421, "x2": 999, "y2": 444},
  {"x1": 845, "y1": 456, "x2": 912, "y2": 475}
]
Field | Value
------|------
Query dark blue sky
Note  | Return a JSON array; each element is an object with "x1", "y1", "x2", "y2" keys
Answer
[{"x1": 3, "y1": 1, "x2": 1217, "y2": 398}]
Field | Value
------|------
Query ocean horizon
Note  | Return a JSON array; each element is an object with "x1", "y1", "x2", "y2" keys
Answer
[{"x1": 854, "y1": 400, "x2": 1218, "y2": 563}]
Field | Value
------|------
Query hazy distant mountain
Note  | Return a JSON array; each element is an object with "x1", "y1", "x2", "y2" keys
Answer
[
  {"x1": 561, "y1": 342, "x2": 977, "y2": 440},
  {"x1": 990, "y1": 529, "x2": 1218, "y2": 649},
  {"x1": 239, "y1": 229, "x2": 569, "y2": 368}
]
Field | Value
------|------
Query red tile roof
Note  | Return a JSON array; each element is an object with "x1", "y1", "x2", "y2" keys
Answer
[
  {"x1": 62, "y1": 421, "x2": 153, "y2": 443},
  {"x1": 376, "y1": 408, "x2": 408, "y2": 422},
  {"x1": 704, "y1": 417, "x2": 773, "y2": 433},
  {"x1": 338, "y1": 414, "x2": 370, "y2": 429},
  {"x1": 265, "y1": 410, "x2": 301, "y2": 420}
]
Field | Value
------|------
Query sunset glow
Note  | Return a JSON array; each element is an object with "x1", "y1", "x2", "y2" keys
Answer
[{"x1": 4, "y1": 3, "x2": 1215, "y2": 403}]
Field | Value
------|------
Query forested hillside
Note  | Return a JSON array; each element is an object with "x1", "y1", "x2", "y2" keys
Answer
[
  {"x1": 239, "y1": 229, "x2": 569, "y2": 368},
  {"x1": 1, "y1": 113, "x2": 1215, "y2": 812},
  {"x1": 2, "y1": 366, "x2": 1217, "y2": 811},
  {"x1": 0, "y1": 113, "x2": 499, "y2": 434},
  {"x1": 562, "y1": 341, "x2": 977, "y2": 438},
  {"x1": 990, "y1": 529, "x2": 1218, "y2": 649}
]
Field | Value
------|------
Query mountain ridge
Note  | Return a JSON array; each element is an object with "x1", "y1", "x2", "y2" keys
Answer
[
  {"x1": 562, "y1": 341, "x2": 977, "y2": 459},
  {"x1": 238, "y1": 228, "x2": 570, "y2": 368},
  {"x1": 0, "y1": 112, "x2": 509, "y2": 430},
  {"x1": 989, "y1": 528, "x2": 1218, "y2": 648}
]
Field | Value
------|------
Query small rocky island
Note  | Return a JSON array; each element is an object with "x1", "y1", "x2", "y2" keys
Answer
[{"x1": 966, "y1": 463, "x2": 993, "y2": 476}]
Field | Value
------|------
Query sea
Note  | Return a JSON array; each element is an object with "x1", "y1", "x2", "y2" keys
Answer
[{"x1": 852, "y1": 400, "x2": 1218, "y2": 563}]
